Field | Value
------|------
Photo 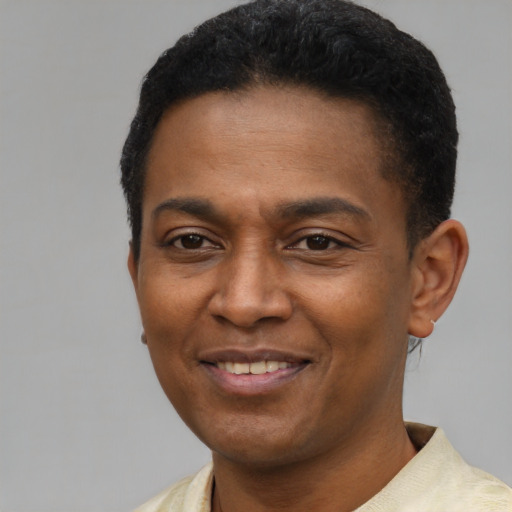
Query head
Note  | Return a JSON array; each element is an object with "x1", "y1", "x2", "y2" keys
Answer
[
  {"x1": 121, "y1": 0, "x2": 467, "y2": 470},
  {"x1": 121, "y1": 0, "x2": 458, "y2": 263}
]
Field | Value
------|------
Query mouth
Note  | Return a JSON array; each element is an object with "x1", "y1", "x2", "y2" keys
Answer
[
  {"x1": 198, "y1": 349, "x2": 311, "y2": 395},
  {"x1": 214, "y1": 360, "x2": 295, "y2": 375}
]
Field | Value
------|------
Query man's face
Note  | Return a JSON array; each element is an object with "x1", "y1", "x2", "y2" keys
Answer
[{"x1": 130, "y1": 86, "x2": 417, "y2": 467}]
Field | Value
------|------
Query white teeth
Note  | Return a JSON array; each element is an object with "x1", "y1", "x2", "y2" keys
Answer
[
  {"x1": 234, "y1": 362, "x2": 250, "y2": 374},
  {"x1": 249, "y1": 361, "x2": 267, "y2": 375},
  {"x1": 266, "y1": 361, "x2": 279, "y2": 372},
  {"x1": 216, "y1": 360, "x2": 291, "y2": 374}
]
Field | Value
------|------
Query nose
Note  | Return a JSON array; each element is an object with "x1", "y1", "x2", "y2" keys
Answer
[{"x1": 208, "y1": 249, "x2": 293, "y2": 328}]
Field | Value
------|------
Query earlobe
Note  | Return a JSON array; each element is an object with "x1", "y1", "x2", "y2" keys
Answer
[{"x1": 408, "y1": 220, "x2": 469, "y2": 339}]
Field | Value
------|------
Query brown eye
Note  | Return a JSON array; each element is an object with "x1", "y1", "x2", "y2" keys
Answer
[
  {"x1": 306, "y1": 236, "x2": 331, "y2": 250},
  {"x1": 287, "y1": 233, "x2": 350, "y2": 252},
  {"x1": 178, "y1": 234, "x2": 205, "y2": 249}
]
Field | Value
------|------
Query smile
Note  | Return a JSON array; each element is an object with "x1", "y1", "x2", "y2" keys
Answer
[
  {"x1": 216, "y1": 361, "x2": 292, "y2": 375},
  {"x1": 199, "y1": 351, "x2": 310, "y2": 395}
]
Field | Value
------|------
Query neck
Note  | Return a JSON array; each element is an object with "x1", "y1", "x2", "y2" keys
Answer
[{"x1": 211, "y1": 418, "x2": 417, "y2": 512}]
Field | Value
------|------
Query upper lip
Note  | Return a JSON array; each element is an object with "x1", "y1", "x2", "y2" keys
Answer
[{"x1": 198, "y1": 348, "x2": 312, "y2": 364}]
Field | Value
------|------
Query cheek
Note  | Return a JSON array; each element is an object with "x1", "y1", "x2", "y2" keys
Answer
[
  {"x1": 299, "y1": 264, "x2": 410, "y2": 358},
  {"x1": 139, "y1": 266, "x2": 208, "y2": 334},
  {"x1": 306, "y1": 270, "x2": 410, "y2": 412},
  {"x1": 143, "y1": 298, "x2": 202, "y2": 418},
  {"x1": 137, "y1": 276, "x2": 205, "y2": 391}
]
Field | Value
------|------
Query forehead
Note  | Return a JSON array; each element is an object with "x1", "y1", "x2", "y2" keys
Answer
[
  {"x1": 151, "y1": 86, "x2": 383, "y2": 163},
  {"x1": 144, "y1": 86, "x2": 405, "y2": 230}
]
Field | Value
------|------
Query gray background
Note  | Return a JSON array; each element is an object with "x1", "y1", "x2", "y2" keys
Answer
[{"x1": 1, "y1": 0, "x2": 511, "y2": 510}]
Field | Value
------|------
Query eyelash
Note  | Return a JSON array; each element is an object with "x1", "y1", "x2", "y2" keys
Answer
[
  {"x1": 165, "y1": 233, "x2": 220, "y2": 250},
  {"x1": 288, "y1": 234, "x2": 350, "y2": 251},
  {"x1": 164, "y1": 232, "x2": 350, "y2": 252}
]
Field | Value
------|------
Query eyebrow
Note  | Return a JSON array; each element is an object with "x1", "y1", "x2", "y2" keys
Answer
[
  {"x1": 276, "y1": 197, "x2": 370, "y2": 221},
  {"x1": 151, "y1": 196, "x2": 370, "y2": 223},
  {"x1": 152, "y1": 198, "x2": 218, "y2": 221}
]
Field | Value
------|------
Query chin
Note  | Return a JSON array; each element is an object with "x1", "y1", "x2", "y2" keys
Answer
[{"x1": 192, "y1": 416, "x2": 322, "y2": 469}]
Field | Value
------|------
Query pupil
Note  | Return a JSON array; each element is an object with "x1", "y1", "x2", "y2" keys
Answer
[
  {"x1": 307, "y1": 236, "x2": 329, "y2": 250},
  {"x1": 182, "y1": 235, "x2": 203, "y2": 249}
]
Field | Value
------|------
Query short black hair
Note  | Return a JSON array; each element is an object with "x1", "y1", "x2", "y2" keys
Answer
[{"x1": 121, "y1": 0, "x2": 457, "y2": 262}]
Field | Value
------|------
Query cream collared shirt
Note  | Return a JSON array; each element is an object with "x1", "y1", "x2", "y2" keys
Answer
[{"x1": 135, "y1": 424, "x2": 512, "y2": 512}]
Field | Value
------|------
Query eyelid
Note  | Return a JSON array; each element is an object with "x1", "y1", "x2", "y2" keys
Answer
[
  {"x1": 172, "y1": 235, "x2": 216, "y2": 249},
  {"x1": 286, "y1": 231, "x2": 353, "y2": 250},
  {"x1": 162, "y1": 228, "x2": 222, "y2": 248}
]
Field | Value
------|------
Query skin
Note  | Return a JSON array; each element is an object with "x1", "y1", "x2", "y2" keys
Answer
[{"x1": 129, "y1": 86, "x2": 468, "y2": 512}]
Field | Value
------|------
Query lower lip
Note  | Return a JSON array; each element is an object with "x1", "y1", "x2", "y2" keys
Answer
[{"x1": 201, "y1": 363, "x2": 308, "y2": 395}]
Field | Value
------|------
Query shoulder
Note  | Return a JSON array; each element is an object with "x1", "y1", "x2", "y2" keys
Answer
[
  {"x1": 454, "y1": 465, "x2": 512, "y2": 511},
  {"x1": 134, "y1": 462, "x2": 214, "y2": 512},
  {"x1": 358, "y1": 423, "x2": 512, "y2": 512},
  {"x1": 415, "y1": 424, "x2": 512, "y2": 510},
  {"x1": 430, "y1": 444, "x2": 512, "y2": 511}
]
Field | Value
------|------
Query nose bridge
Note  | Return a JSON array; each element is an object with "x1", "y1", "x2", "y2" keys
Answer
[{"x1": 209, "y1": 242, "x2": 292, "y2": 327}]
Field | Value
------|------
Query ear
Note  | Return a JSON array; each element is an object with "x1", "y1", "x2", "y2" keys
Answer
[
  {"x1": 408, "y1": 220, "x2": 469, "y2": 338},
  {"x1": 127, "y1": 241, "x2": 139, "y2": 296}
]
